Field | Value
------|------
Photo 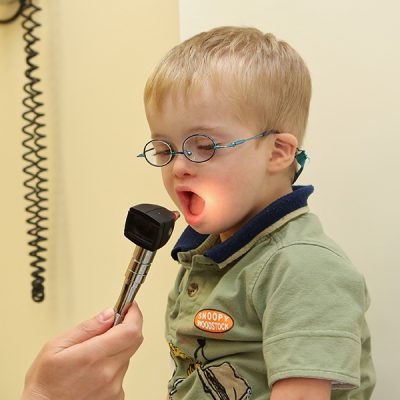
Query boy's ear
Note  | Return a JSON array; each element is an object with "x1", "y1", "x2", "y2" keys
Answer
[{"x1": 268, "y1": 133, "x2": 298, "y2": 173}]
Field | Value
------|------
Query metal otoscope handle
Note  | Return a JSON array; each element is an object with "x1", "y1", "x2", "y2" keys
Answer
[{"x1": 113, "y1": 204, "x2": 178, "y2": 325}]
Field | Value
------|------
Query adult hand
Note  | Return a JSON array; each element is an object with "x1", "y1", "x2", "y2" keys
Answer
[{"x1": 21, "y1": 302, "x2": 143, "y2": 400}]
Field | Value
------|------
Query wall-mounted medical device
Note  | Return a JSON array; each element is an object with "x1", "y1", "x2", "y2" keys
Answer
[{"x1": 1, "y1": 0, "x2": 48, "y2": 302}]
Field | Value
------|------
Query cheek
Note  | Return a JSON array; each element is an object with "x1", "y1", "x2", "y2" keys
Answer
[
  {"x1": 214, "y1": 164, "x2": 254, "y2": 193},
  {"x1": 205, "y1": 164, "x2": 264, "y2": 210},
  {"x1": 203, "y1": 175, "x2": 240, "y2": 209}
]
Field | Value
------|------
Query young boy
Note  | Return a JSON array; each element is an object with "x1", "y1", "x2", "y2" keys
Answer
[{"x1": 140, "y1": 26, "x2": 375, "y2": 400}]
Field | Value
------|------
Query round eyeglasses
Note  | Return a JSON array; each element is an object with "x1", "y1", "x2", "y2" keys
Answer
[
  {"x1": 137, "y1": 129, "x2": 309, "y2": 182},
  {"x1": 141, "y1": 134, "x2": 217, "y2": 167},
  {"x1": 138, "y1": 130, "x2": 280, "y2": 167}
]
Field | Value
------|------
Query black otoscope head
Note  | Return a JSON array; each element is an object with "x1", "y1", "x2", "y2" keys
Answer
[{"x1": 124, "y1": 204, "x2": 178, "y2": 251}]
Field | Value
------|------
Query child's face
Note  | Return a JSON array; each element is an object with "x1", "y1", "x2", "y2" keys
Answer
[{"x1": 145, "y1": 87, "x2": 277, "y2": 241}]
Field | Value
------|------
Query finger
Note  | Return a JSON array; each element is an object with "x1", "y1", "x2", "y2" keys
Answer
[
  {"x1": 121, "y1": 301, "x2": 143, "y2": 330},
  {"x1": 83, "y1": 302, "x2": 143, "y2": 358},
  {"x1": 49, "y1": 308, "x2": 115, "y2": 352}
]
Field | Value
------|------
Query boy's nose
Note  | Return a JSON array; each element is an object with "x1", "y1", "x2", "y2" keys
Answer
[{"x1": 171, "y1": 154, "x2": 196, "y2": 178}]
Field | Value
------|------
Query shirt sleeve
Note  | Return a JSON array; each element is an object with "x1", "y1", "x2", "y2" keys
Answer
[{"x1": 251, "y1": 243, "x2": 369, "y2": 389}]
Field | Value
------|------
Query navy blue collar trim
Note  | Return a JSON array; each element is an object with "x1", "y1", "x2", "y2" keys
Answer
[{"x1": 171, "y1": 185, "x2": 314, "y2": 264}]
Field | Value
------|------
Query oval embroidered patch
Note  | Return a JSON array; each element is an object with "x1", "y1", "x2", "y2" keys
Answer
[{"x1": 194, "y1": 309, "x2": 234, "y2": 333}]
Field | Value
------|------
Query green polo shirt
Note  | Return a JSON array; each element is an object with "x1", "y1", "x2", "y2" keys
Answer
[{"x1": 165, "y1": 186, "x2": 375, "y2": 399}]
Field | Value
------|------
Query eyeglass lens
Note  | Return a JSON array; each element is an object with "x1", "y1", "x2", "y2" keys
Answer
[
  {"x1": 144, "y1": 141, "x2": 172, "y2": 166},
  {"x1": 183, "y1": 135, "x2": 215, "y2": 163}
]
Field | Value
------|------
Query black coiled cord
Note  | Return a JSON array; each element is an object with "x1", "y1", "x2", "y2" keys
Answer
[
  {"x1": 0, "y1": 0, "x2": 25, "y2": 24},
  {"x1": 21, "y1": 0, "x2": 48, "y2": 302}
]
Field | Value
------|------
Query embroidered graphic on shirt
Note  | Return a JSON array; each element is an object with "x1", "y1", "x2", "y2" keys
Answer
[
  {"x1": 198, "y1": 362, "x2": 252, "y2": 400},
  {"x1": 194, "y1": 309, "x2": 234, "y2": 333},
  {"x1": 168, "y1": 339, "x2": 252, "y2": 399},
  {"x1": 170, "y1": 342, "x2": 203, "y2": 376}
]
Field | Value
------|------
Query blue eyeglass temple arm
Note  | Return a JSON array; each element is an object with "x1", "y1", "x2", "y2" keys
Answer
[
  {"x1": 213, "y1": 129, "x2": 308, "y2": 183},
  {"x1": 213, "y1": 129, "x2": 278, "y2": 149}
]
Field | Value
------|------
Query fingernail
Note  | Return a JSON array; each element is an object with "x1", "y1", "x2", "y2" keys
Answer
[{"x1": 98, "y1": 307, "x2": 115, "y2": 322}]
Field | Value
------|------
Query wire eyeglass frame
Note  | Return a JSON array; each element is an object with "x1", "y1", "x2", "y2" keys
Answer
[
  {"x1": 137, "y1": 129, "x2": 308, "y2": 182},
  {"x1": 138, "y1": 129, "x2": 278, "y2": 165}
]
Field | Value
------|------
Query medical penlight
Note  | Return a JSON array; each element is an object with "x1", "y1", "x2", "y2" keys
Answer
[{"x1": 113, "y1": 204, "x2": 179, "y2": 325}]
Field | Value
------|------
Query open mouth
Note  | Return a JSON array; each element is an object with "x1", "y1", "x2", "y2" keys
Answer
[{"x1": 177, "y1": 190, "x2": 205, "y2": 217}]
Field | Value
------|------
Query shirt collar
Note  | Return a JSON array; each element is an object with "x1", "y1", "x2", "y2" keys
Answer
[{"x1": 171, "y1": 185, "x2": 314, "y2": 267}]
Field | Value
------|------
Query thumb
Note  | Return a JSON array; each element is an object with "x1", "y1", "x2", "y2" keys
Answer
[{"x1": 50, "y1": 308, "x2": 115, "y2": 352}]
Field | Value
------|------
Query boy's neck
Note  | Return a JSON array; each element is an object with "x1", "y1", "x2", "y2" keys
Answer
[{"x1": 219, "y1": 182, "x2": 293, "y2": 242}]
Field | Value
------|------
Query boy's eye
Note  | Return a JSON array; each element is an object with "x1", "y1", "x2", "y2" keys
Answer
[
  {"x1": 193, "y1": 138, "x2": 215, "y2": 153},
  {"x1": 144, "y1": 141, "x2": 172, "y2": 165},
  {"x1": 197, "y1": 143, "x2": 215, "y2": 151},
  {"x1": 151, "y1": 142, "x2": 171, "y2": 153},
  {"x1": 154, "y1": 149, "x2": 171, "y2": 156}
]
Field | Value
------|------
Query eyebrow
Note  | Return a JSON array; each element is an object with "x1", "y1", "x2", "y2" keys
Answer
[
  {"x1": 151, "y1": 126, "x2": 226, "y2": 140},
  {"x1": 187, "y1": 125, "x2": 221, "y2": 134}
]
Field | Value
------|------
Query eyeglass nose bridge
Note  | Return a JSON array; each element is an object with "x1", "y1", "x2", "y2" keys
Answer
[
  {"x1": 168, "y1": 149, "x2": 195, "y2": 171},
  {"x1": 171, "y1": 149, "x2": 193, "y2": 158}
]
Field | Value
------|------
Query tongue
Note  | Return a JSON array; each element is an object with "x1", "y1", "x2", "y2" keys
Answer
[{"x1": 189, "y1": 193, "x2": 205, "y2": 215}]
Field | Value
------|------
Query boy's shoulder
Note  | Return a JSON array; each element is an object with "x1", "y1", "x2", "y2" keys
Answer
[
  {"x1": 244, "y1": 211, "x2": 366, "y2": 295},
  {"x1": 249, "y1": 212, "x2": 370, "y2": 326},
  {"x1": 250, "y1": 211, "x2": 368, "y2": 304},
  {"x1": 271, "y1": 211, "x2": 351, "y2": 260},
  {"x1": 252, "y1": 211, "x2": 359, "y2": 277}
]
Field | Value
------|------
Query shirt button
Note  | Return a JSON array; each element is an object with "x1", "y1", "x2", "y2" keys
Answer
[{"x1": 187, "y1": 282, "x2": 199, "y2": 297}]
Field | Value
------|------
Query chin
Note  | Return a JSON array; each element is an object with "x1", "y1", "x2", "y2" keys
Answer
[
  {"x1": 189, "y1": 220, "x2": 227, "y2": 237},
  {"x1": 188, "y1": 223, "x2": 211, "y2": 235},
  {"x1": 190, "y1": 226, "x2": 208, "y2": 235}
]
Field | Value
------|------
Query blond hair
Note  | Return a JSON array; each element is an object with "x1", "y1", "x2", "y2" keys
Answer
[{"x1": 144, "y1": 26, "x2": 312, "y2": 145}]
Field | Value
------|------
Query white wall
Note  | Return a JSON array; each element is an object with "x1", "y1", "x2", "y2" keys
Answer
[{"x1": 179, "y1": 1, "x2": 399, "y2": 398}]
